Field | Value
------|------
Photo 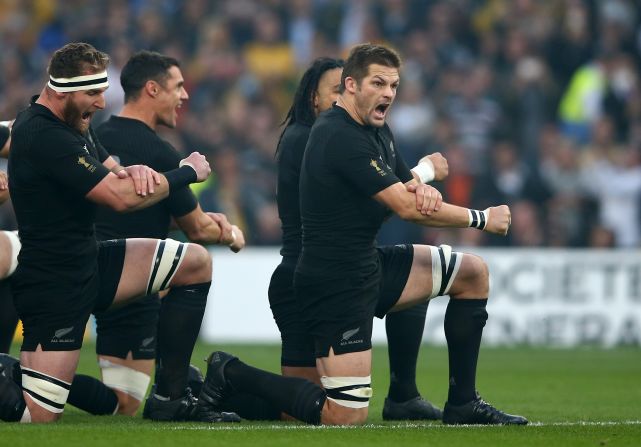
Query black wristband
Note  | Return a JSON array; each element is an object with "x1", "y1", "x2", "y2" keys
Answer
[{"x1": 165, "y1": 165, "x2": 197, "y2": 192}]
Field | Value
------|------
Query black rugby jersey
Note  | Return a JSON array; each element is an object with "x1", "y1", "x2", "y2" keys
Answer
[
  {"x1": 95, "y1": 115, "x2": 197, "y2": 240},
  {"x1": 297, "y1": 104, "x2": 412, "y2": 278},
  {"x1": 276, "y1": 121, "x2": 311, "y2": 259},
  {"x1": 8, "y1": 100, "x2": 111, "y2": 285}
]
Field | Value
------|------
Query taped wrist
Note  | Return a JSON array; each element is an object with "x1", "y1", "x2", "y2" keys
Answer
[
  {"x1": 164, "y1": 165, "x2": 197, "y2": 192},
  {"x1": 468, "y1": 209, "x2": 488, "y2": 230},
  {"x1": 411, "y1": 159, "x2": 435, "y2": 183}
]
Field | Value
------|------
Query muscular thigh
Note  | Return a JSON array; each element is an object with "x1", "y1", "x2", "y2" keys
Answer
[
  {"x1": 20, "y1": 348, "x2": 80, "y2": 385},
  {"x1": 109, "y1": 238, "x2": 195, "y2": 308},
  {"x1": 316, "y1": 348, "x2": 372, "y2": 378},
  {"x1": 391, "y1": 244, "x2": 464, "y2": 311},
  {"x1": 392, "y1": 245, "x2": 434, "y2": 311}
]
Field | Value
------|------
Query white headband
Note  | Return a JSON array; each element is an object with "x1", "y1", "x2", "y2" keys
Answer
[{"x1": 48, "y1": 71, "x2": 109, "y2": 93}]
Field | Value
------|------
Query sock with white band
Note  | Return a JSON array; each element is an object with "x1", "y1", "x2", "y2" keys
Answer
[{"x1": 468, "y1": 209, "x2": 488, "y2": 230}]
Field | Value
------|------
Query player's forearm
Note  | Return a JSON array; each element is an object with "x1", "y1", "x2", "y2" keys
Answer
[
  {"x1": 406, "y1": 201, "x2": 470, "y2": 228},
  {"x1": 183, "y1": 212, "x2": 223, "y2": 244},
  {"x1": 109, "y1": 175, "x2": 170, "y2": 212},
  {"x1": 99, "y1": 165, "x2": 197, "y2": 213}
]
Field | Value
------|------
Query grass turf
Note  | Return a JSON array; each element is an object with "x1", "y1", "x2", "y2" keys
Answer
[{"x1": 2, "y1": 343, "x2": 640, "y2": 446}]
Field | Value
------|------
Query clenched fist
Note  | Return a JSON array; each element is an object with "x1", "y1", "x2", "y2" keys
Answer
[
  {"x1": 484, "y1": 205, "x2": 511, "y2": 236},
  {"x1": 180, "y1": 152, "x2": 211, "y2": 182}
]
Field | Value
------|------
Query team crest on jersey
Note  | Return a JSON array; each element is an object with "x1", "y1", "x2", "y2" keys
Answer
[
  {"x1": 370, "y1": 159, "x2": 386, "y2": 176},
  {"x1": 78, "y1": 156, "x2": 96, "y2": 173}
]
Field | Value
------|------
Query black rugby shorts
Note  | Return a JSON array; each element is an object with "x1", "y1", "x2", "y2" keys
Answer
[
  {"x1": 296, "y1": 244, "x2": 414, "y2": 358},
  {"x1": 16, "y1": 239, "x2": 125, "y2": 351}
]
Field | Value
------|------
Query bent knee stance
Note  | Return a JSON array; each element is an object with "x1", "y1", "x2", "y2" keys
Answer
[
  {"x1": 99, "y1": 359, "x2": 150, "y2": 411},
  {"x1": 450, "y1": 254, "x2": 489, "y2": 298},
  {"x1": 21, "y1": 367, "x2": 71, "y2": 416},
  {"x1": 320, "y1": 375, "x2": 372, "y2": 425},
  {"x1": 146, "y1": 239, "x2": 188, "y2": 294},
  {"x1": 429, "y1": 244, "x2": 463, "y2": 299}
]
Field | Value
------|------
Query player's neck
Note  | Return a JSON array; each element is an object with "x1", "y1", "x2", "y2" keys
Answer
[
  {"x1": 336, "y1": 95, "x2": 364, "y2": 126},
  {"x1": 36, "y1": 87, "x2": 65, "y2": 122},
  {"x1": 119, "y1": 102, "x2": 157, "y2": 130}
]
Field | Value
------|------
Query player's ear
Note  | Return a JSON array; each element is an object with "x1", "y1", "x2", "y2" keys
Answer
[
  {"x1": 145, "y1": 81, "x2": 159, "y2": 98},
  {"x1": 344, "y1": 77, "x2": 357, "y2": 94},
  {"x1": 312, "y1": 90, "x2": 319, "y2": 108}
]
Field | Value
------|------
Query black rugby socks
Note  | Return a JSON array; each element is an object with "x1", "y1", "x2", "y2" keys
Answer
[
  {"x1": 219, "y1": 392, "x2": 282, "y2": 420},
  {"x1": 444, "y1": 298, "x2": 488, "y2": 405},
  {"x1": 224, "y1": 359, "x2": 326, "y2": 424},
  {"x1": 68, "y1": 374, "x2": 119, "y2": 415},
  {"x1": 155, "y1": 282, "x2": 210, "y2": 400},
  {"x1": 385, "y1": 301, "x2": 428, "y2": 402},
  {"x1": 0, "y1": 281, "x2": 18, "y2": 353}
]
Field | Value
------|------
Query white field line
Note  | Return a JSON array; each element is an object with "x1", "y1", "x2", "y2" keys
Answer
[{"x1": 161, "y1": 420, "x2": 641, "y2": 431}]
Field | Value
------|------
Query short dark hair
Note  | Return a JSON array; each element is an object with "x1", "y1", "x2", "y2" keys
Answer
[
  {"x1": 276, "y1": 57, "x2": 344, "y2": 156},
  {"x1": 47, "y1": 42, "x2": 109, "y2": 79},
  {"x1": 120, "y1": 51, "x2": 180, "y2": 103},
  {"x1": 340, "y1": 43, "x2": 401, "y2": 93}
]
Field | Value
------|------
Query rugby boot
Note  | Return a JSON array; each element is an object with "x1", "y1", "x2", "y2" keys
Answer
[
  {"x1": 197, "y1": 351, "x2": 238, "y2": 412},
  {"x1": 188, "y1": 364, "x2": 204, "y2": 397},
  {"x1": 0, "y1": 353, "x2": 21, "y2": 384},
  {"x1": 442, "y1": 392, "x2": 528, "y2": 425},
  {"x1": 0, "y1": 372, "x2": 26, "y2": 422},
  {"x1": 382, "y1": 396, "x2": 442, "y2": 421},
  {"x1": 142, "y1": 385, "x2": 240, "y2": 423}
]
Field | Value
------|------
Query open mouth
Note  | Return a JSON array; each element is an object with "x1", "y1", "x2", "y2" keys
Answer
[
  {"x1": 81, "y1": 111, "x2": 93, "y2": 122},
  {"x1": 374, "y1": 103, "x2": 389, "y2": 119}
]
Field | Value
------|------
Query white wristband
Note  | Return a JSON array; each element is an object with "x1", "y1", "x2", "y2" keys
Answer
[
  {"x1": 411, "y1": 159, "x2": 435, "y2": 183},
  {"x1": 0, "y1": 121, "x2": 11, "y2": 128},
  {"x1": 468, "y1": 208, "x2": 489, "y2": 230},
  {"x1": 178, "y1": 160, "x2": 197, "y2": 175}
]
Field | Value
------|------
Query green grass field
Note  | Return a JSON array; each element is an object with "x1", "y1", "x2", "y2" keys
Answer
[{"x1": 2, "y1": 343, "x2": 640, "y2": 446}]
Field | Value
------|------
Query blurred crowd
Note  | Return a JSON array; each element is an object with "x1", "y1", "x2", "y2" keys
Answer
[{"x1": 1, "y1": 0, "x2": 640, "y2": 248}]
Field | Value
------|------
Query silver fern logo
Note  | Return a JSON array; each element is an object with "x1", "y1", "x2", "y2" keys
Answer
[
  {"x1": 342, "y1": 328, "x2": 360, "y2": 341},
  {"x1": 54, "y1": 327, "x2": 74, "y2": 339}
]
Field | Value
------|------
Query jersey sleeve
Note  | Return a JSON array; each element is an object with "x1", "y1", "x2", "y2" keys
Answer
[
  {"x1": 394, "y1": 147, "x2": 413, "y2": 183},
  {"x1": 326, "y1": 129, "x2": 401, "y2": 197},
  {"x1": 30, "y1": 124, "x2": 110, "y2": 196},
  {"x1": 88, "y1": 126, "x2": 110, "y2": 162},
  {"x1": 156, "y1": 141, "x2": 198, "y2": 217}
]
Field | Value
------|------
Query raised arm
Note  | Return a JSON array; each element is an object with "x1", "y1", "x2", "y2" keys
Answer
[
  {"x1": 407, "y1": 152, "x2": 449, "y2": 186},
  {"x1": 86, "y1": 152, "x2": 210, "y2": 213},
  {"x1": 374, "y1": 182, "x2": 511, "y2": 236}
]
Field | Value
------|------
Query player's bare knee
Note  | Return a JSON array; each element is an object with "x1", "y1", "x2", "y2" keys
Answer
[
  {"x1": 456, "y1": 254, "x2": 489, "y2": 298},
  {"x1": 114, "y1": 393, "x2": 140, "y2": 416},
  {"x1": 175, "y1": 244, "x2": 211, "y2": 285},
  {"x1": 322, "y1": 403, "x2": 368, "y2": 425}
]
